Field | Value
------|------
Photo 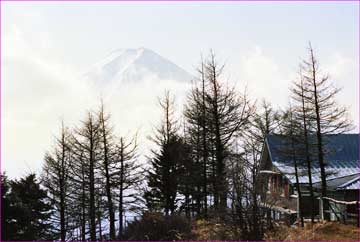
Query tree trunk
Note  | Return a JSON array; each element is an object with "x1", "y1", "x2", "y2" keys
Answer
[
  {"x1": 97, "y1": 201, "x2": 103, "y2": 241},
  {"x1": 60, "y1": 179, "x2": 66, "y2": 241},
  {"x1": 300, "y1": 78, "x2": 315, "y2": 223},
  {"x1": 119, "y1": 196, "x2": 123, "y2": 238},
  {"x1": 201, "y1": 63, "x2": 208, "y2": 217},
  {"x1": 100, "y1": 112, "x2": 116, "y2": 240},
  {"x1": 89, "y1": 135, "x2": 96, "y2": 241},
  {"x1": 59, "y1": 158, "x2": 66, "y2": 241},
  {"x1": 118, "y1": 139, "x2": 124, "y2": 238},
  {"x1": 310, "y1": 50, "x2": 329, "y2": 220},
  {"x1": 81, "y1": 166, "x2": 86, "y2": 241},
  {"x1": 294, "y1": 159, "x2": 304, "y2": 227}
]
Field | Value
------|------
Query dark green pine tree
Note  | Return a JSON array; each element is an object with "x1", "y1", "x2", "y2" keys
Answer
[
  {"x1": 176, "y1": 134, "x2": 199, "y2": 219},
  {"x1": 145, "y1": 135, "x2": 185, "y2": 215},
  {"x1": 144, "y1": 91, "x2": 183, "y2": 215},
  {"x1": 4, "y1": 173, "x2": 55, "y2": 240},
  {"x1": 1, "y1": 173, "x2": 13, "y2": 241}
]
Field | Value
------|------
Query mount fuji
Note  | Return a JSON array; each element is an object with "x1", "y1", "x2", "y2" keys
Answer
[
  {"x1": 80, "y1": 48, "x2": 193, "y2": 154},
  {"x1": 83, "y1": 47, "x2": 193, "y2": 90}
]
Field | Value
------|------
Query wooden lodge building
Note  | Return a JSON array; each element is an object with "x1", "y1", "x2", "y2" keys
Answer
[{"x1": 259, "y1": 134, "x2": 359, "y2": 225}]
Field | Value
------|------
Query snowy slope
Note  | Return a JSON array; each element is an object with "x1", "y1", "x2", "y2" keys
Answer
[
  {"x1": 80, "y1": 47, "x2": 194, "y2": 164},
  {"x1": 84, "y1": 47, "x2": 192, "y2": 89}
]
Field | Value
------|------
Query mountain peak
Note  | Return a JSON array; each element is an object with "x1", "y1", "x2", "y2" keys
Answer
[{"x1": 84, "y1": 47, "x2": 192, "y2": 88}]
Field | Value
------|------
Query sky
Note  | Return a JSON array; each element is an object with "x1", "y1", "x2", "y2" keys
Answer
[{"x1": 1, "y1": 1, "x2": 359, "y2": 178}]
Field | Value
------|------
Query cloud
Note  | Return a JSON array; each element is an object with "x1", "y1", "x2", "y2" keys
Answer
[
  {"x1": 2, "y1": 23, "x2": 358, "y2": 179},
  {"x1": 231, "y1": 46, "x2": 292, "y2": 108},
  {"x1": 322, "y1": 53, "x2": 359, "y2": 129},
  {"x1": 226, "y1": 46, "x2": 358, "y2": 133},
  {"x1": 2, "y1": 25, "x2": 94, "y2": 177},
  {"x1": 2, "y1": 24, "x2": 192, "y2": 178}
]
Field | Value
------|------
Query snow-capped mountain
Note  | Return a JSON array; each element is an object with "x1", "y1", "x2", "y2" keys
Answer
[
  {"x1": 80, "y1": 47, "x2": 193, "y2": 159},
  {"x1": 84, "y1": 47, "x2": 192, "y2": 89}
]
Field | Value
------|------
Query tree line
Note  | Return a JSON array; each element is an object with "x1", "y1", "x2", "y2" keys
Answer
[{"x1": 1, "y1": 43, "x2": 353, "y2": 241}]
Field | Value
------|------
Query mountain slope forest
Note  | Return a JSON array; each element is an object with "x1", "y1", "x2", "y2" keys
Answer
[{"x1": 1, "y1": 45, "x2": 356, "y2": 241}]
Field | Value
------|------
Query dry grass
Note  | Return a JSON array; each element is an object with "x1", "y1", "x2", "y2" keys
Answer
[
  {"x1": 191, "y1": 219, "x2": 241, "y2": 240},
  {"x1": 265, "y1": 221, "x2": 360, "y2": 241}
]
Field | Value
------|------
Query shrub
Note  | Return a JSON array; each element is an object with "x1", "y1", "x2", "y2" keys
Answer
[
  {"x1": 124, "y1": 212, "x2": 191, "y2": 240},
  {"x1": 192, "y1": 218, "x2": 241, "y2": 240}
]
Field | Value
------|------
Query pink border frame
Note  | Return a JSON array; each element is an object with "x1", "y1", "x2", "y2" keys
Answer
[
  {"x1": 0, "y1": 0, "x2": 358, "y2": 241},
  {"x1": 0, "y1": 0, "x2": 358, "y2": 1}
]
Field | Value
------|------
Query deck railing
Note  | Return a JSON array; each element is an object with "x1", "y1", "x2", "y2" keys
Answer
[{"x1": 319, "y1": 197, "x2": 359, "y2": 227}]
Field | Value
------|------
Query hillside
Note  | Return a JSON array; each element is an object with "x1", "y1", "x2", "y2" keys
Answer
[{"x1": 265, "y1": 221, "x2": 360, "y2": 241}]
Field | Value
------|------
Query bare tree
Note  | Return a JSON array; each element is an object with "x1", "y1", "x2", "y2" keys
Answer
[
  {"x1": 300, "y1": 43, "x2": 354, "y2": 220},
  {"x1": 98, "y1": 102, "x2": 117, "y2": 239},
  {"x1": 233, "y1": 100, "x2": 280, "y2": 239},
  {"x1": 280, "y1": 105, "x2": 305, "y2": 227},
  {"x1": 200, "y1": 59, "x2": 209, "y2": 216},
  {"x1": 68, "y1": 147, "x2": 88, "y2": 241},
  {"x1": 290, "y1": 69, "x2": 316, "y2": 223},
  {"x1": 42, "y1": 122, "x2": 72, "y2": 241},
  {"x1": 71, "y1": 112, "x2": 102, "y2": 240},
  {"x1": 115, "y1": 135, "x2": 142, "y2": 238},
  {"x1": 205, "y1": 51, "x2": 253, "y2": 211}
]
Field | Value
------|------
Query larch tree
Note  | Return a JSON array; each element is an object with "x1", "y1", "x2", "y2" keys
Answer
[
  {"x1": 300, "y1": 43, "x2": 354, "y2": 220},
  {"x1": 204, "y1": 51, "x2": 252, "y2": 211},
  {"x1": 71, "y1": 111, "x2": 102, "y2": 240},
  {"x1": 235, "y1": 100, "x2": 279, "y2": 239},
  {"x1": 68, "y1": 143, "x2": 88, "y2": 241},
  {"x1": 280, "y1": 105, "x2": 305, "y2": 227},
  {"x1": 115, "y1": 135, "x2": 142, "y2": 238},
  {"x1": 98, "y1": 103, "x2": 117, "y2": 240},
  {"x1": 41, "y1": 123, "x2": 72, "y2": 241},
  {"x1": 290, "y1": 68, "x2": 317, "y2": 223}
]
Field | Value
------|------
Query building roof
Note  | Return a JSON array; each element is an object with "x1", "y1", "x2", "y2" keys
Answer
[
  {"x1": 265, "y1": 134, "x2": 359, "y2": 189},
  {"x1": 336, "y1": 175, "x2": 360, "y2": 190},
  {"x1": 313, "y1": 173, "x2": 359, "y2": 190}
]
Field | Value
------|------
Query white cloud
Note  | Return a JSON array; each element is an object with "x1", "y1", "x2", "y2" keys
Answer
[
  {"x1": 230, "y1": 46, "x2": 292, "y2": 108},
  {"x1": 228, "y1": 47, "x2": 358, "y2": 132},
  {"x1": 2, "y1": 9, "x2": 358, "y2": 178},
  {"x1": 2, "y1": 25, "x2": 94, "y2": 177},
  {"x1": 1, "y1": 24, "x2": 192, "y2": 178},
  {"x1": 322, "y1": 53, "x2": 359, "y2": 130}
]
